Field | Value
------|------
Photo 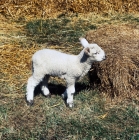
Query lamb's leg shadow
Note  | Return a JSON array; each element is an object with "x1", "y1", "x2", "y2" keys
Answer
[
  {"x1": 34, "y1": 82, "x2": 43, "y2": 97},
  {"x1": 48, "y1": 83, "x2": 65, "y2": 96},
  {"x1": 34, "y1": 81, "x2": 90, "y2": 96},
  {"x1": 33, "y1": 82, "x2": 90, "y2": 106},
  {"x1": 74, "y1": 82, "x2": 90, "y2": 95},
  {"x1": 49, "y1": 82, "x2": 90, "y2": 95},
  {"x1": 34, "y1": 82, "x2": 65, "y2": 97}
]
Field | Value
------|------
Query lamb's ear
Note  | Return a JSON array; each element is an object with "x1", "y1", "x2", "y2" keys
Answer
[
  {"x1": 84, "y1": 47, "x2": 90, "y2": 56},
  {"x1": 79, "y1": 37, "x2": 89, "y2": 48}
]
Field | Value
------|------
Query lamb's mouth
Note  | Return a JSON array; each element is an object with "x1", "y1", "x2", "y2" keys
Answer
[{"x1": 100, "y1": 55, "x2": 106, "y2": 61}]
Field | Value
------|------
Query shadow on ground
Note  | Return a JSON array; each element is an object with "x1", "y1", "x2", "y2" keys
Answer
[{"x1": 34, "y1": 82, "x2": 90, "y2": 97}]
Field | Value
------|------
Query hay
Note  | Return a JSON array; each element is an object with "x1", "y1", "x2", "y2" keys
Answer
[
  {"x1": 1, "y1": 0, "x2": 139, "y2": 18},
  {"x1": 86, "y1": 25, "x2": 139, "y2": 97},
  {"x1": 0, "y1": 44, "x2": 41, "y2": 92}
]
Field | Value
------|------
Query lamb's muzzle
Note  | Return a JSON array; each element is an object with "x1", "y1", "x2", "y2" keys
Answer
[
  {"x1": 103, "y1": 55, "x2": 106, "y2": 60},
  {"x1": 26, "y1": 38, "x2": 105, "y2": 107}
]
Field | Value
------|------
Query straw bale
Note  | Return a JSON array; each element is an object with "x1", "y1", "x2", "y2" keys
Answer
[
  {"x1": 1, "y1": 0, "x2": 139, "y2": 18},
  {"x1": 85, "y1": 25, "x2": 139, "y2": 97}
]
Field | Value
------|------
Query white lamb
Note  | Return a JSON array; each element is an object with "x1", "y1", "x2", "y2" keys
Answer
[{"x1": 26, "y1": 38, "x2": 106, "y2": 107}]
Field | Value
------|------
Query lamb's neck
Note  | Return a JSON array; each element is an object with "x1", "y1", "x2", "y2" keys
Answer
[
  {"x1": 77, "y1": 50, "x2": 92, "y2": 77},
  {"x1": 78, "y1": 50, "x2": 92, "y2": 64}
]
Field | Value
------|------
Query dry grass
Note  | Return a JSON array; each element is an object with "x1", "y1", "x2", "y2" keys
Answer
[
  {"x1": 1, "y1": 0, "x2": 139, "y2": 18},
  {"x1": 86, "y1": 24, "x2": 139, "y2": 98},
  {"x1": 0, "y1": 44, "x2": 39, "y2": 93}
]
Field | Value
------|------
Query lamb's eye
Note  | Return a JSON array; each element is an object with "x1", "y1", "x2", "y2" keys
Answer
[{"x1": 94, "y1": 52, "x2": 98, "y2": 55}]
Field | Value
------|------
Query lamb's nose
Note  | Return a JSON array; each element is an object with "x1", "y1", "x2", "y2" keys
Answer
[{"x1": 103, "y1": 55, "x2": 106, "y2": 60}]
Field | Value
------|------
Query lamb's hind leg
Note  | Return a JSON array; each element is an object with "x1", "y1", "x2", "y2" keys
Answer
[
  {"x1": 41, "y1": 75, "x2": 51, "y2": 97},
  {"x1": 26, "y1": 75, "x2": 44, "y2": 105}
]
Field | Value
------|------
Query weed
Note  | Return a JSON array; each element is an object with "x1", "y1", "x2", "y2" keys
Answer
[{"x1": 0, "y1": 106, "x2": 8, "y2": 123}]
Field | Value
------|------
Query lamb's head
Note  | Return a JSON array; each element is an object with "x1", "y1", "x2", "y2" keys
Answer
[{"x1": 79, "y1": 38, "x2": 106, "y2": 62}]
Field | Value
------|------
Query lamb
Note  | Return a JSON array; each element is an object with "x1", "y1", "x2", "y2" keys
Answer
[{"x1": 26, "y1": 38, "x2": 106, "y2": 107}]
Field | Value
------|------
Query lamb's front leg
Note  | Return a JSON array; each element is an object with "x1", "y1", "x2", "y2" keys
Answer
[{"x1": 66, "y1": 84, "x2": 75, "y2": 108}]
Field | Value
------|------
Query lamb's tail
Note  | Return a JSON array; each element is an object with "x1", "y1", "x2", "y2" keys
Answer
[{"x1": 32, "y1": 61, "x2": 34, "y2": 74}]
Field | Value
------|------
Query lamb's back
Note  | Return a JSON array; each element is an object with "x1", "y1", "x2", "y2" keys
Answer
[{"x1": 32, "y1": 49, "x2": 78, "y2": 77}]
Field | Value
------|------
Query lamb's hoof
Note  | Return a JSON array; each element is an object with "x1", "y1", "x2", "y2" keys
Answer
[
  {"x1": 26, "y1": 100, "x2": 34, "y2": 106},
  {"x1": 67, "y1": 102, "x2": 74, "y2": 108},
  {"x1": 44, "y1": 93, "x2": 51, "y2": 98}
]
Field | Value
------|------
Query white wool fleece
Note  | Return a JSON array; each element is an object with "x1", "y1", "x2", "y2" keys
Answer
[
  {"x1": 26, "y1": 38, "x2": 106, "y2": 107},
  {"x1": 32, "y1": 49, "x2": 91, "y2": 81}
]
